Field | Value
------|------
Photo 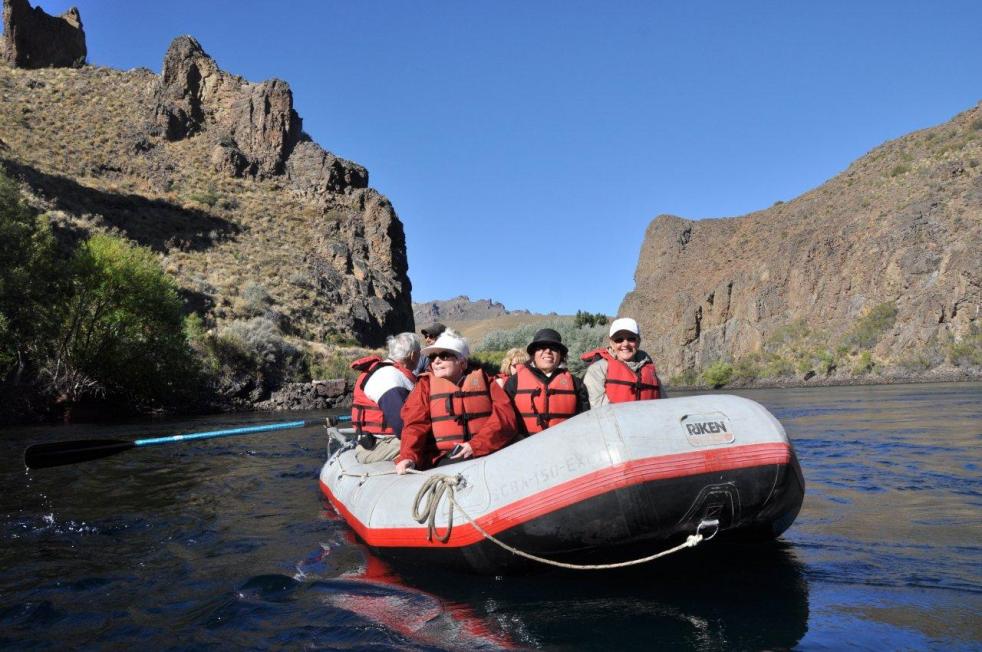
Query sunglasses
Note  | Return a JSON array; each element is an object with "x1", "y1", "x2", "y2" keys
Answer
[
  {"x1": 612, "y1": 335, "x2": 638, "y2": 344},
  {"x1": 431, "y1": 351, "x2": 460, "y2": 361}
]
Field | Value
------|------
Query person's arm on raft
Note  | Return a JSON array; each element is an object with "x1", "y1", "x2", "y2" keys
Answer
[
  {"x1": 394, "y1": 376, "x2": 434, "y2": 474},
  {"x1": 463, "y1": 377, "x2": 518, "y2": 458},
  {"x1": 582, "y1": 358, "x2": 609, "y2": 408}
]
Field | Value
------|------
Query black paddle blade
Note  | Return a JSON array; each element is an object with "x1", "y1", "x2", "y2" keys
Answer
[{"x1": 24, "y1": 439, "x2": 136, "y2": 469}]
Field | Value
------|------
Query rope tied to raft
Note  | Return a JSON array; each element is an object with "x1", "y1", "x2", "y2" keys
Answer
[
  {"x1": 411, "y1": 473, "x2": 463, "y2": 543},
  {"x1": 329, "y1": 444, "x2": 719, "y2": 568},
  {"x1": 404, "y1": 473, "x2": 719, "y2": 570}
]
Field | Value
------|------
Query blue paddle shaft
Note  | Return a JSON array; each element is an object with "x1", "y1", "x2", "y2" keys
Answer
[{"x1": 134, "y1": 417, "x2": 348, "y2": 447}]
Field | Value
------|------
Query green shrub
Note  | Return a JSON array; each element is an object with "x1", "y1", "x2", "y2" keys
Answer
[
  {"x1": 573, "y1": 310, "x2": 608, "y2": 328},
  {"x1": 762, "y1": 354, "x2": 796, "y2": 377},
  {"x1": 732, "y1": 355, "x2": 761, "y2": 382},
  {"x1": 766, "y1": 320, "x2": 811, "y2": 349},
  {"x1": 843, "y1": 301, "x2": 898, "y2": 350},
  {"x1": 0, "y1": 171, "x2": 59, "y2": 374},
  {"x1": 851, "y1": 350, "x2": 876, "y2": 375},
  {"x1": 188, "y1": 184, "x2": 220, "y2": 208},
  {"x1": 669, "y1": 368, "x2": 699, "y2": 387},
  {"x1": 218, "y1": 317, "x2": 300, "y2": 373},
  {"x1": 946, "y1": 324, "x2": 982, "y2": 367},
  {"x1": 43, "y1": 233, "x2": 200, "y2": 407},
  {"x1": 471, "y1": 350, "x2": 506, "y2": 375},
  {"x1": 478, "y1": 318, "x2": 606, "y2": 374},
  {"x1": 889, "y1": 164, "x2": 910, "y2": 177},
  {"x1": 238, "y1": 281, "x2": 272, "y2": 316},
  {"x1": 702, "y1": 361, "x2": 734, "y2": 388},
  {"x1": 306, "y1": 347, "x2": 366, "y2": 383}
]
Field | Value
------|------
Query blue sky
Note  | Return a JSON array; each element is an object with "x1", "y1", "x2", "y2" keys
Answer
[{"x1": 17, "y1": 1, "x2": 982, "y2": 315}]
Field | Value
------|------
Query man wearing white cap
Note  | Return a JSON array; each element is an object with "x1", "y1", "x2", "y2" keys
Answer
[
  {"x1": 580, "y1": 317, "x2": 664, "y2": 408},
  {"x1": 395, "y1": 329, "x2": 517, "y2": 473}
]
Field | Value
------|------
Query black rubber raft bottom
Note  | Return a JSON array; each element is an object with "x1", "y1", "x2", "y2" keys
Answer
[{"x1": 364, "y1": 458, "x2": 806, "y2": 574}]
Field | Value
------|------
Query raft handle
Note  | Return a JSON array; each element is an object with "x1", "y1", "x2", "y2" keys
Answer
[{"x1": 697, "y1": 518, "x2": 720, "y2": 541}]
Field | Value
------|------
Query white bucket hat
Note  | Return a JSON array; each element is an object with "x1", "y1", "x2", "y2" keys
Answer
[
  {"x1": 421, "y1": 330, "x2": 470, "y2": 359},
  {"x1": 609, "y1": 317, "x2": 640, "y2": 338}
]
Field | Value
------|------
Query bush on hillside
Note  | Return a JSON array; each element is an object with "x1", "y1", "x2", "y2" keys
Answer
[
  {"x1": 478, "y1": 318, "x2": 607, "y2": 374},
  {"x1": 574, "y1": 310, "x2": 608, "y2": 328},
  {"x1": 41, "y1": 233, "x2": 200, "y2": 408},
  {"x1": 843, "y1": 301, "x2": 898, "y2": 350},
  {"x1": 946, "y1": 324, "x2": 982, "y2": 367},
  {"x1": 702, "y1": 361, "x2": 734, "y2": 388},
  {"x1": 0, "y1": 171, "x2": 60, "y2": 379}
]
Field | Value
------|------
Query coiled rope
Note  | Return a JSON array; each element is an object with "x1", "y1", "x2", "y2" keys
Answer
[{"x1": 334, "y1": 462, "x2": 718, "y2": 570}]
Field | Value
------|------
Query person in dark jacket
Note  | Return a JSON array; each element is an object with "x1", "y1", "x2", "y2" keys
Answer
[
  {"x1": 413, "y1": 322, "x2": 447, "y2": 375},
  {"x1": 503, "y1": 328, "x2": 589, "y2": 436}
]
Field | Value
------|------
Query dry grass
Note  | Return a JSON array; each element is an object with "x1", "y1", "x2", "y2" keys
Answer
[{"x1": 0, "y1": 60, "x2": 352, "y2": 343}]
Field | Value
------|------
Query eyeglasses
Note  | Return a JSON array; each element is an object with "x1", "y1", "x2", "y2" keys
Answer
[
  {"x1": 431, "y1": 351, "x2": 459, "y2": 361},
  {"x1": 532, "y1": 345, "x2": 562, "y2": 353},
  {"x1": 612, "y1": 335, "x2": 638, "y2": 344}
]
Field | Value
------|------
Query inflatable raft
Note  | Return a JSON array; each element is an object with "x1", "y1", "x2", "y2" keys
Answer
[{"x1": 319, "y1": 395, "x2": 804, "y2": 574}]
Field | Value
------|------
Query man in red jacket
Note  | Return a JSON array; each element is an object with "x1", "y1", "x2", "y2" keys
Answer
[{"x1": 395, "y1": 329, "x2": 517, "y2": 473}]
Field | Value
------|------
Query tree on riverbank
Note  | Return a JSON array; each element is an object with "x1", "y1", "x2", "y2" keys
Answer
[{"x1": 0, "y1": 170, "x2": 202, "y2": 421}]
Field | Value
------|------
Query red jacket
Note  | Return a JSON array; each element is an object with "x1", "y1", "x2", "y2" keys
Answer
[{"x1": 396, "y1": 369, "x2": 518, "y2": 470}]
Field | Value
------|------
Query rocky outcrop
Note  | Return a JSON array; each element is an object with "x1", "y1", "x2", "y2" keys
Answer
[
  {"x1": 1, "y1": 0, "x2": 86, "y2": 69},
  {"x1": 620, "y1": 102, "x2": 982, "y2": 379},
  {"x1": 255, "y1": 380, "x2": 350, "y2": 411},
  {"x1": 297, "y1": 188, "x2": 414, "y2": 345},
  {"x1": 144, "y1": 36, "x2": 411, "y2": 346},
  {"x1": 152, "y1": 36, "x2": 368, "y2": 191},
  {"x1": 413, "y1": 296, "x2": 529, "y2": 324}
]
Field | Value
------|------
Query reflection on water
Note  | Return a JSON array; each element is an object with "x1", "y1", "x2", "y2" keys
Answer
[{"x1": 0, "y1": 384, "x2": 980, "y2": 649}]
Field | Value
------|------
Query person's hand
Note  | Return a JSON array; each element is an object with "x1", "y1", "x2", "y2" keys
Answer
[
  {"x1": 450, "y1": 443, "x2": 473, "y2": 460},
  {"x1": 395, "y1": 459, "x2": 415, "y2": 475}
]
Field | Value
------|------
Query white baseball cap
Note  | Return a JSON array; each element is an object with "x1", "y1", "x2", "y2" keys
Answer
[
  {"x1": 609, "y1": 317, "x2": 640, "y2": 338},
  {"x1": 421, "y1": 330, "x2": 470, "y2": 359}
]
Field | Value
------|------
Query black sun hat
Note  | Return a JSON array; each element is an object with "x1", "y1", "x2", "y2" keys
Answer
[
  {"x1": 420, "y1": 322, "x2": 446, "y2": 338},
  {"x1": 526, "y1": 328, "x2": 568, "y2": 356}
]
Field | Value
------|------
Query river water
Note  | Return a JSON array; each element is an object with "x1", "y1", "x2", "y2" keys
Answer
[{"x1": 1, "y1": 382, "x2": 979, "y2": 650}]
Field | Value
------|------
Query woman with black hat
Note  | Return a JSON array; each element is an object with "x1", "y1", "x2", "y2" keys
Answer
[{"x1": 503, "y1": 328, "x2": 590, "y2": 436}]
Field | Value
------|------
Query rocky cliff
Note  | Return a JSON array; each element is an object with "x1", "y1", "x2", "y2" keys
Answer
[
  {"x1": 1, "y1": 0, "x2": 85, "y2": 68},
  {"x1": 621, "y1": 102, "x2": 982, "y2": 381},
  {"x1": 0, "y1": 20, "x2": 413, "y2": 346}
]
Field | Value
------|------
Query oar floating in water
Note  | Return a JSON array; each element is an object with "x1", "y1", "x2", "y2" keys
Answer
[{"x1": 24, "y1": 416, "x2": 350, "y2": 470}]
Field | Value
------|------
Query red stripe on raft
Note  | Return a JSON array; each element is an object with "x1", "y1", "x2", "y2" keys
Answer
[{"x1": 320, "y1": 442, "x2": 792, "y2": 549}]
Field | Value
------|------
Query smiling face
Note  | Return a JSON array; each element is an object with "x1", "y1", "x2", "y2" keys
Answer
[
  {"x1": 609, "y1": 331, "x2": 639, "y2": 363},
  {"x1": 430, "y1": 350, "x2": 467, "y2": 382},
  {"x1": 532, "y1": 345, "x2": 562, "y2": 374}
]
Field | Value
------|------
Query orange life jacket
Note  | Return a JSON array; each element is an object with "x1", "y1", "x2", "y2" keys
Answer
[
  {"x1": 580, "y1": 348, "x2": 661, "y2": 403},
  {"x1": 428, "y1": 369, "x2": 494, "y2": 450},
  {"x1": 349, "y1": 355, "x2": 415, "y2": 436},
  {"x1": 511, "y1": 366, "x2": 578, "y2": 434}
]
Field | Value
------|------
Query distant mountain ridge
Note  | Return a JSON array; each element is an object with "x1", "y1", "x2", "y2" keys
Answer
[
  {"x1": 621, "y1": 101, "x2": 982, "y2": 382},
  {"x1": 413, "y1": 296, "x2": 532, "y2": 325}
]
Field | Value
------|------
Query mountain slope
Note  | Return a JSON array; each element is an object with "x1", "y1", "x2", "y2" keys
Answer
[
  {"x1": 621, "y1": 102, "x2": 982, "y2": 381},
  {"x1": 0, "y1": 35, "x2": 412, "y2": 346}
]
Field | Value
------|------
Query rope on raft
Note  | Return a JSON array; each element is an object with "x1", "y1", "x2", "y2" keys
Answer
[{"x1": 336, "y1": 465, "x2": 719, "y2": 570}]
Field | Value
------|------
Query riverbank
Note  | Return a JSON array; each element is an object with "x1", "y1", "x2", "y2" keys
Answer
[{"x1": 669, "y1": 364, "x2": 982, "y2": 392}]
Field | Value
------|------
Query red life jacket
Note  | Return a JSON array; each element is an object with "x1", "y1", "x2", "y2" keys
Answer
[
  {"x1": 511, "y1": 366, "x2": 578, "y2": 434},
  {"x1": 349, "y1": 355, "x2": 415, "y2": 436},
  {"x1": 580, "y1": 348, "x2": 661, "y2": 403},
  {"x1": 428, "y1": 369, "x2": 494, "y2": 450}
]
